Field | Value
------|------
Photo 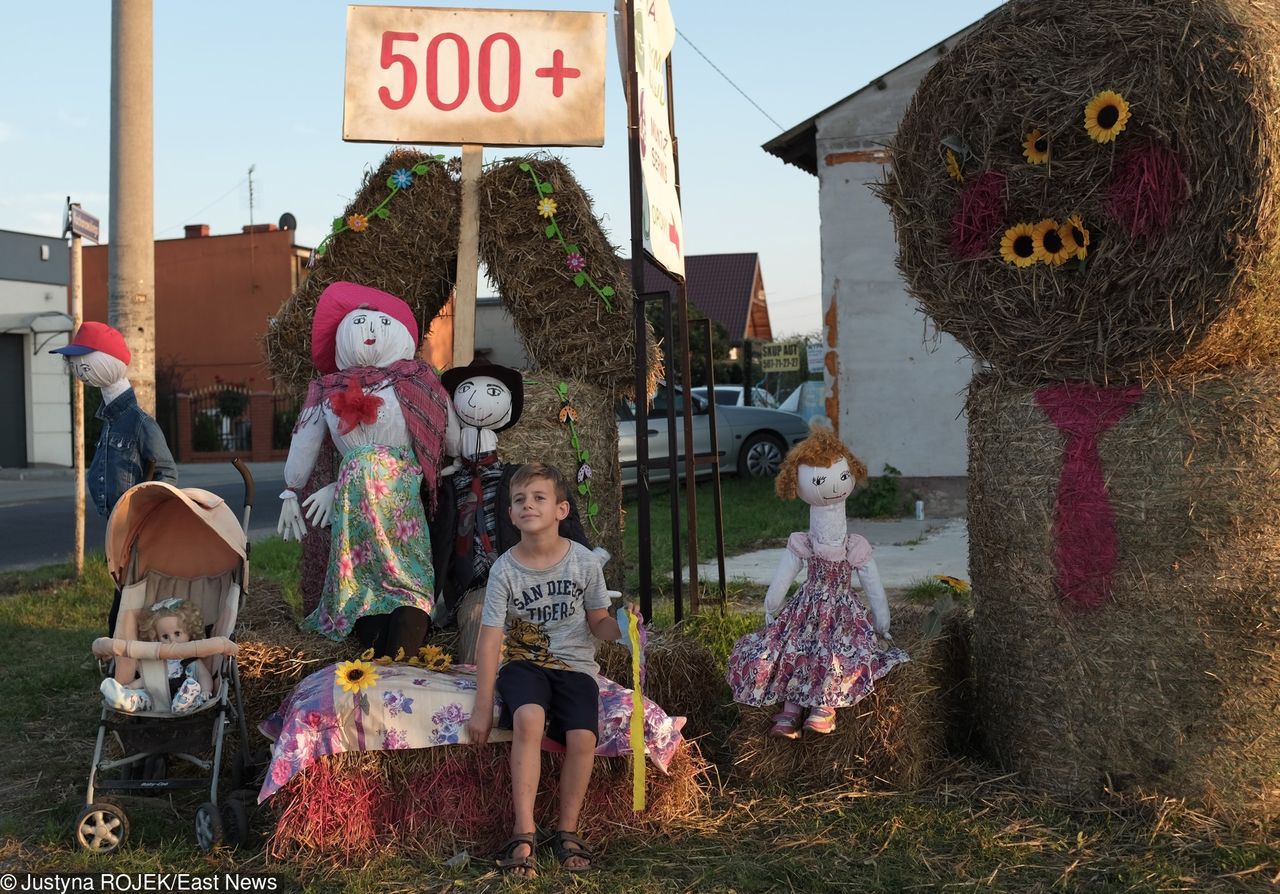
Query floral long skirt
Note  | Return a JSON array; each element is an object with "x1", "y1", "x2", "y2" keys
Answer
[
  {"x1": 302, "y1": 444, "x2": 435, "y2": 642},
  {"x1": 726, "y1": 555, "x2": 909, "y2": 708}
]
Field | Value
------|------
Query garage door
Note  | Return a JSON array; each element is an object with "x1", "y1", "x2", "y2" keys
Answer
[{"x1": 0, "y1": 335, "x2": 27, "y2": 467}]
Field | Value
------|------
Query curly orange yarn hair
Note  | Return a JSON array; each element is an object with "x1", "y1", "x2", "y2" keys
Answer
[{"x1": 775, "y1": 421, "x2": 868, "y2": 500}]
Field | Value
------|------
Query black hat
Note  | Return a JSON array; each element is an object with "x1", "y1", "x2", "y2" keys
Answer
[{"x1": 441, "y1": 359, "x2": 524, "y2": 432}]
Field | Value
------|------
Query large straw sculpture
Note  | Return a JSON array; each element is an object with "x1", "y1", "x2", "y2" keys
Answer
[
  {"x1": 882, "y1": 0, "x2": 1280, "y2": 818},
  {"x1": 881, "y1": 0, "x2": 1280, "y2": 385}
]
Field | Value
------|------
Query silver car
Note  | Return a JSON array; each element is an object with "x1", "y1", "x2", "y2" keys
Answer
[{"x1": 618, "y1": 386, "x2": 810, "y2": 485}]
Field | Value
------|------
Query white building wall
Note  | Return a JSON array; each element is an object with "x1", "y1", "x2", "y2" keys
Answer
[
  {"x1": 0, "y1": 279, "x2": 71, "y2": 466},
  {"x1": 815, "y1": 57, "x2": 971, "y2": 477}
]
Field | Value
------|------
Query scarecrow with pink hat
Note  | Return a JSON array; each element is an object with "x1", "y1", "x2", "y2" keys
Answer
[{"x1": 276, "y1": 282, "x2": 453, "y2": 659}]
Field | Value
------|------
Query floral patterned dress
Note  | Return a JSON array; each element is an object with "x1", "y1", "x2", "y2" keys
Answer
[
  {"x1": 726, "y1": 533, "x2": 909, "y2": 708},
  {"x1": 302, "y1": 443, "x2": 435, "y2": 641}
]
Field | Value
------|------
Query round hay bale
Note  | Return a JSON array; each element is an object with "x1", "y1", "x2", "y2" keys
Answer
[
  {"x1": 264, "y1": 741, "x2": 709, "y2": 864},
  {"x1": 882, "y1": 0, "x2": 1280, "y2": 383},
  {"x1": 968, "y1": 371, "x2": 1280, "y2": 818},
  {"x1": 262, "y1": 148, "x2": 460, "y2": 395},
  {"x1": 479, "y1": 154, "x2": 661, "y2": 396},
  {"x1": 726, "y1": 603, "x2": 962, "y2": 790},
  {"x1": 498, "y1": 371, "x2": 623, "y2": 589},
  {"x1": 597, "y1": 628, "x2": 723, "y2": 742}
]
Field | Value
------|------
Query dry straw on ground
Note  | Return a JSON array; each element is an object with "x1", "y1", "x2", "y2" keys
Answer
[
  {"x1": 881, "y1": 0, "x2": 1280, "y2": 385},
  {"x1": 967, "y1": 371, "x2": 1280, "y2": 819},
  {"x1": 262, "y1": 148, "x2": 460, "y2": 396},
  {"x1": 597, "y1": 627, "x2": 724, "y2": 743},
  {"x1": 727, "y1": 603, "x2": 972, "y2": 791},
  {"x1": 479, "y1": 154, "x2": 661, "y2": 397}
]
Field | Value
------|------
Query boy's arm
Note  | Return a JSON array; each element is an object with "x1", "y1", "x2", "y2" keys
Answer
[
  {"x1": 465, "y1": 624, "x2": 503, "y2": 745},
  {"x1": 586, "y1": 607, "x2": 621, "y2": 642}
]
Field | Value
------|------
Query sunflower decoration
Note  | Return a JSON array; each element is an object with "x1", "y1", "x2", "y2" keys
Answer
[
  {"x1": 1022, "y1": 129, "x2": 1050, "y2": 164},
  {"x1": 1058, "y1": 214, "x2": 1091, "y2": 261},
  {"x1": 335, "y1": 658, "x2": 380, "y2": 694},
  {"x1": 1000, "y1": 223, "x2": 1039, "y2": 268},
  {"x1": 945, "y1": 149, "x2": 964, "y2": 183},
  {"x1": 1032, "y1": 218, "x2": 1073, "y2": 266},
  {"x1": 934, "y1": 575, "x2": 971, "y2": 595},
  {"x1": 1084, "y1": 90, "x2": 1131, "y2": 144},
  {"x1": 410, "y1": 645, "x2": 454, "y2": 672},
  {"x1": 360, "y1": 647, "x2": 398, "y2": 666}
]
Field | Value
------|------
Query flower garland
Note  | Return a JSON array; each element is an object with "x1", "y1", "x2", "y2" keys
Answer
[
  {"x1": 519, "y1": 162, "x2": 618, "y2": 312},
  {"x1": 550, "y1": 379, "x2": 601, "y2": 535},
  {"x1": 310, "y1": 156, "x2": 444, "y2": 263}
]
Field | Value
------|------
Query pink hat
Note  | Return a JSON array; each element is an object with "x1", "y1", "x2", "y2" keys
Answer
[
  {"x1": 50, "y1": 321, "x2": 132, "y2": 365},
  {"x1": 311, "y1": 282, "x2": 420, "y2": 375}
]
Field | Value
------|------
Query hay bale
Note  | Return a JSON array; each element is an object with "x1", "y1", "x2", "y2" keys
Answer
[
  {"x1": 263, "y1": 148, "x2": 460, "y2": 395},
  {"x1": 968, "y1": 371, "x2": 1280, "y2": 818},
  {"x1": 498, "y1": 371, "x2": 624, "y2": 589},
  {"x1": 479, "y1": 154, "x2": 661, "y2": 396},
  {"x1": 597, "y1": 628, "x2": 723, "y2": 742},
  {"x1": 882, "y1": 0, "x2": 1280, "y2": 383},
  {"x1": 727, "y1": 603, "x2": 964, "y2": 791},
  {"x1": 264, "y1": 740, "x2": 709, "y2": 864}
]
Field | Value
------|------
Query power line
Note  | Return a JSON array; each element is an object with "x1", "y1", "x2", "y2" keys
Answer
[
  {"x1": 157, "y1": 176, "x2": 249, "y2": 236},
  {"x1": 675, "y1": 27, "x2": 784, "y2": 131}
]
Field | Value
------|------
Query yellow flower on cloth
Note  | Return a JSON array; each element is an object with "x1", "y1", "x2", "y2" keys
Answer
[
  {"x1": 335, "y1": 659, "x2": 380, "y2": 694},
  {"x1": 1084, "y1": 90, "x2": 1131, "y2": 143},
  {"x1": 416, "y1": 645, "x2": 453, "y2": 672},
  {"x1": 1000, "y1": 223, "x2": 1038, "y2": 268},
  {"x1": 935, "y1": 575, "x2": 970, "y2": 594},
  {"x1": 1022, "y1": 129, "x2": 1049, "y2": 164},
  {"x1": 945, "y1": 149, "x2": 964, "y2": 183},
  {"x1": 537, "y1": 197, "x2": 558, "y2": 218},
  {"x1": 1059, "y1": 214, "x2": 1091, "y2": 260},
  {"x1": 1032, "y1": 218, "x2": 1072, "y2": 266}
]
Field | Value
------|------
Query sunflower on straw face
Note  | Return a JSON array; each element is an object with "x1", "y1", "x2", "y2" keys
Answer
[
  {"x1": 1033, "y1": 218, "x2": 1073, "y2": 266},
  {"x1": 1084, "y1": 90, "x2": 1131, "y2": 143},
  {"x1": 945, "y1": 149, "x2": 964, "y2": 183},
  {"x1": 1059, "y1": 214, "x2": 1091, "y2": 260},
  {"x1": 1022, "y1": 129, "x2": 1049, "y2": 164},
  {"x1": 935, "y1": 575, "x2": 971, "y2": 594},
  {"x1": 336, "y1": 659, "x2": 380, "y2": 694},
  {"x1": 1000, "y1": 223, "x2": 1038, "y2": 268}
]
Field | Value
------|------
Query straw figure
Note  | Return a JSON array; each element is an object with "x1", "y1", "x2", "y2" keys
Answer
[{"x1": 881, "y1": 0, "x2": 1280, "y2": 817}]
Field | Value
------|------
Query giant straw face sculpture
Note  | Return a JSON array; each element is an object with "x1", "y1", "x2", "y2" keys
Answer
[{"x1": 884, "y1": 0, "x2": 1280, "y2": 818}]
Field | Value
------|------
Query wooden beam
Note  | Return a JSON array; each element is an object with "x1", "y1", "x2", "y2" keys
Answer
[{"x1": 824, "y1": 149, "x2": 891, "y2": 166}]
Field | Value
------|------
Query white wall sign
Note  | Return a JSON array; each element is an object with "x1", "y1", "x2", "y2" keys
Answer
[
  {"x1": 622, "y1": 0, "x2": 685, "y2": 278},
  {"x1": 807, "y1": 342, "x2": 824, "y2": 374},
  {"x1": 344, "y1": 5, "x2": 606, "y2": 147}
]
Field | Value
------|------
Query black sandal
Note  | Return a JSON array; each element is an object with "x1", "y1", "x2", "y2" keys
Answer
[
  {"x1": 497, "y1": 833, "x2": 538, "y2": 876},
  {"x1": 551, "y1": 830, "x2": 595, "y2": 873}
]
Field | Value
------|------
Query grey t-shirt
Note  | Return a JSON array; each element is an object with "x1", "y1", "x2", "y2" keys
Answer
[{"x1": 481, "y1": 540, "x2": 611, "y2": 675}]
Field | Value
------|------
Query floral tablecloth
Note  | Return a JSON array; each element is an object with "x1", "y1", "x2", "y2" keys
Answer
[{"x1": 257, "y1": 664, "x2": 686, "y2": 803}]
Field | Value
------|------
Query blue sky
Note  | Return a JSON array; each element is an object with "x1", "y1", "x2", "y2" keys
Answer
[{"x1": 0, "y1": 1, "x2": 1002, "y2": 337}]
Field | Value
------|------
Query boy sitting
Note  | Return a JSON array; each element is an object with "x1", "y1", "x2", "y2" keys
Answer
[{"x1": 466, "y1": 462, "x2": 635, "y2": 877}]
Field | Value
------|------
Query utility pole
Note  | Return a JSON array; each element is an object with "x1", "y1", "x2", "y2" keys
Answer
[{"x1": 108, "y1": 0, "x2": 156, "y2": 414}]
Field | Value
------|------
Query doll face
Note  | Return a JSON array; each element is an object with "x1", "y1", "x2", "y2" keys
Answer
[
  {"x1": 796, "y1": 458, "x2": 855, "y2": 508},
  {"x1": 452, "y1": 375, "x2": 513, "y2": 430},
  {"x1": 63, "y1": 350, "x2": 126, "y2": 388},
  {"x1": 152, "y1": 614, "x2": 190, "y2": 646},
  {"x1": 333, "y1": 307, "x2": 415, "y2": 370}
]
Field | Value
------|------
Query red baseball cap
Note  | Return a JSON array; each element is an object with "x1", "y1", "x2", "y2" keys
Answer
[
  {"x1": 50, "y1": 321, "x2": 132, "y2": 365},
  {"x1": 311, "y1": 281, "x2": 420, "y2": 375}
]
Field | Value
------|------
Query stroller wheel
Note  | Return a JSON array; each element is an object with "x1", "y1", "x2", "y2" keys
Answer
[
  {"x1": 75, "y1": 800, "x2": 129, "y2": 853},
  {"x1": 194, "y1": 802, "x2": 223, "y2": 852},
  {"x1": 221, "y1": 796, "x2": 250, "y2": 847}
]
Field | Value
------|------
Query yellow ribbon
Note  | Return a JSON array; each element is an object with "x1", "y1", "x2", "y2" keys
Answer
[{"x1": 626, "y1": 611, "x2": 645, "y2": 812}]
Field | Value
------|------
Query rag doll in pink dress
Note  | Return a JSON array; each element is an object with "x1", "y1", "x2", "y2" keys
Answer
[{"x1": 726, "y1": 421, "x2": 909, "y2": 738}]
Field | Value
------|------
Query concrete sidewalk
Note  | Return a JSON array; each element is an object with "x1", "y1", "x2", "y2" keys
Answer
[
  {"x1": 697, "y1": 517, "x2": 969, "y2": 590},
  {"x1": 0, "y1": 461, "x2": 286, "y2": 506}
]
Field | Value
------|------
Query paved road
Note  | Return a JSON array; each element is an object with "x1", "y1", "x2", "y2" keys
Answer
[{"x1": 0, "y1": 463, "x2": 286, "y2": 571}]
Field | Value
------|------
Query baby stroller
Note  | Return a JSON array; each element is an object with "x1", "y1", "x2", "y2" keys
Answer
[{"x1": 76, "y1": 461, "x2": 256, "y2": 854}]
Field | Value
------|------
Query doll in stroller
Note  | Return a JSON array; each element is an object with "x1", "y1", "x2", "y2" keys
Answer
[{"x1": 75, "y1": 462, "x2": 258, "y2": 854}]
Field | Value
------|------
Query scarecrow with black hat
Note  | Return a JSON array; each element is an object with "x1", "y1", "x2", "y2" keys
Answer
[{"x1": 430, "y1": 358, "x2": 592, "y2": 663}]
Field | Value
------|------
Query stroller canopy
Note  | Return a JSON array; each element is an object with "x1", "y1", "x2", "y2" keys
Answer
[{"x1": 106, "y1": 483, "x2": 246, "y2": 581}]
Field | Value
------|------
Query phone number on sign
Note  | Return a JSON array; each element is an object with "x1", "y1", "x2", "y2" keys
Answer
[{"x1": 2, "y1": 875, "x2": 282, "y2": 893}]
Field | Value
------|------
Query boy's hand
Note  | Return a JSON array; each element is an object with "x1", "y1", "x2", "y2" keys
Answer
[
  {"x1": 615, "y1": 602, "x2": 641, "y2": 652},
  {"x1": 465, "y1": 709, "x2": 492, "y2": 746}
]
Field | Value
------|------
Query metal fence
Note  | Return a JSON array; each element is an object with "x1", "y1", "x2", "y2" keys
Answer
[
  {"x1": 272, "y1": 392, "x2": 301, "y2": 450},
  {"x1": 189, "y1": 384, "x2": 251, "y2": 453}
]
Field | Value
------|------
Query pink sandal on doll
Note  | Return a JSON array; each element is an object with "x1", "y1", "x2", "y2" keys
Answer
[
  {"x1": 769, "y1": 707, "x2": 803, "y2": 739},
  {"x1": 803, "y1": 706, "x2": 837, "y2": 735}
]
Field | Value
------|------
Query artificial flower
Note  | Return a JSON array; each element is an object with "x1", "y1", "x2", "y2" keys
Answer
[
  {"x1": 1033, "y1": 218, "x2": 1072, "y2": 266},
  {"x1": 934, "y1": 575, "x2": 971, "y2": 594},
  {"x1": 999, "y1": 223, "x2": 1038, "y2": 268},
  {"x1": 346, "y1": 213, "x2": 370, "y2": 232},
  {"x1": 416, "y1": 645, "x2": 453, "y2": 672},
  {"x1": 1059, "y1": 214, "x2": 1091, "y2": 260},
  {"x1": 559, "y1": 405, "x2": 579, "y2": 424},
  {"x1": 390, "y1": 169, "x2": 414, "y2": 189},
  {"x1": 565, "y1": 252, "x2": 587, "y2": 273},
  {"x1": 335, "y1": 659, "x2": 380, "y2": 694},
  {"x1": 945, "y1": 149, "x2": 964, "y2": 183},
  {"x1": 1084, "y1": 90, "x2": 1131, "y2": 144},
  {"x1": 1022, "y1": 129, "x2": 1049, "y2": 164},
  {"x1": 537, "y1": 197, "x2": 558, "y2": 218}
]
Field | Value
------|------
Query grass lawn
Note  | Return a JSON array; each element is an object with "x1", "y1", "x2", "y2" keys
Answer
[{"x1": 0, "y1": 481, "x2": 1275, "y2": 892}]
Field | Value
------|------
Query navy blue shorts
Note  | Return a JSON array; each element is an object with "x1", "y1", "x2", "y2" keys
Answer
[{"x1": 496, "y1": 660, "x2": 599, "y2": 745}]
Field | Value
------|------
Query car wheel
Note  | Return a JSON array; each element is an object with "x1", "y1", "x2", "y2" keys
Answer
[{"x1": 738, "y1": 432, "x2": 786, "y2": 478}]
